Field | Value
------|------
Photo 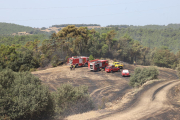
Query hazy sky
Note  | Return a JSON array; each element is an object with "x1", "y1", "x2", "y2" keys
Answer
[{"x1": 1, "y1": 0, "x2": 180, "y2": 28}]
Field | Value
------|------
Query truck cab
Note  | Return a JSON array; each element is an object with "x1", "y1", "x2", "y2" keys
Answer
[{"x1": 113, "y1": 62, "x2": 123, "y2": 69}]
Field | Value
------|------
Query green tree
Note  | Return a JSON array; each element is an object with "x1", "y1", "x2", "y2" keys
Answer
[
  {"x1": 89, "y1": 55, "x2": 94, "y2": 60},
  {"x1": 153, "y1": 48, "x2": 177, "y2": 68},
  {"x1": 101, "y1": 44, "x2": 108, "y2": 57},
  {"x1": 129, "y1": 67, "x2": 159, "y2": 87},
  {"x1": 0, "y1": 69, "x2": 54, "y2": 120},
  {"x1": 106, "y1": 30, "x2": 116, "y2": 51}
]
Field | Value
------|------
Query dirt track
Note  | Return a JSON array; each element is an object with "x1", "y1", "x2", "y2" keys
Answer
[
  {"x1": 66, "y1": 80, "x2": 180, "y2": 120},
  {"x1": 32, "y1": 63, "x2": 179, "y2": 119}
]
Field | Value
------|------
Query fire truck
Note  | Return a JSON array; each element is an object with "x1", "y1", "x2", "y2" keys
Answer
[
  {"x1": 68, "y1": 56, "x2": 89, "y2": 67},
  {"x1": 88, "y1": 59, "x2": 109, "y2": 72}
]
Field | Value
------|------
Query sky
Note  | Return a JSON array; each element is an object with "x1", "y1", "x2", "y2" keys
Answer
[{"x1": 1, "y1": 0, "x2": 180, "y2": 28}]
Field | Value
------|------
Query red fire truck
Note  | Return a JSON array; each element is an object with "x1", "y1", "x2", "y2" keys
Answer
[
  {"x1": 68, "y1": 56, "x2": 89, "y2": 67},
  {"x1": 88, "y1": 59, "x2": 109, "y2": 72}
]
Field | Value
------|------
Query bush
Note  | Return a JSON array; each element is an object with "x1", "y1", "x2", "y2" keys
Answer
[
  {"x1": 89, "y1": 55, "x2": 94, "y2": 60},
  {"x1": 0, "y1": 69, "x2": 54, "y2": 120},
  {"x1": 153, "y1": 49, "x2": 177, "y2": 69},
  {"x1": 176, "y1": 63, "x2": 180, "y2": 78},
  {"x1": 129, "y1": 67, "x2": 159, "y2": 87},
  {"x1": 54, "y1": 83, "x2": 94, "y2": 117}
]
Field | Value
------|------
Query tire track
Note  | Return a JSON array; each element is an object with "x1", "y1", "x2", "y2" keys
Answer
[
  {"x1": 66, "y1": 80, "x2": 180, "y2": 120},
  {"x1": 93, "y1": 80, "x2": 180, "y2": 120}
]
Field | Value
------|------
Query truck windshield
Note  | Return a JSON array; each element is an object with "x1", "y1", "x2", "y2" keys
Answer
[{"x1": 115, "y1": 63, "x2": 120, "y2": 64}]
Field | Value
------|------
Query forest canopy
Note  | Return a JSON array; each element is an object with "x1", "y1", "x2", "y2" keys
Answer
[{"x1": 0, "y1": 24, "x2": 180, "y2": 72}]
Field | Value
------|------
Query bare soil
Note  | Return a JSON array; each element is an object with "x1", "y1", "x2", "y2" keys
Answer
[
  {"x1": 32, "y1": 63, "x2": 179, "y2": 120},
  {"x1": 32, "y1": 63, "x2": 133, "y2": 110},
  {"x1": 144, "y1": 83, "x2": 180, "y2": 120}
]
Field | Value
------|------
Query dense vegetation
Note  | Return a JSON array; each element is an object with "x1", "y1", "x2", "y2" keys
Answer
[
  {"x1": 106, "y1": 23, "x2": 180, "y2": 30},
  {"x1": 51, "y1": 24, "x2": 100, "y2": 28},
  {"x1": 0, "y1": 23, "x2": 180, "y2": 119},
  {"x1": 0, "y1": 43, "x2": 40, "y2": 72},
  {"x1": 0, "y1": 22, "x2": 51, "y2": 35},
  {"x1": 0, "y1": 69, "x2": 93, "y2": 120},
  {"x1": 0, "y1": 25, "x2": 180, "y2": 72},
  {"x1": 0, "y1": 22, "x2": 34, "y2": 35},
  {"x1": 129, "y1": 67, "x2": 159, "y2": 87},
  {"x1": 0, "y1": 69, "x2": 54, "y2": 120},
  {"x1": 0, "y1": 34, "x2": 49, "y2": 45},
  {"x1": 97, "y1": 27, "x2": 180, "y2": 53}
]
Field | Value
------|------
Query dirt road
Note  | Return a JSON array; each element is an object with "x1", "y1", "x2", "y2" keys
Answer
[
  {"x1": 66, "y1": 80, "x2": 180, "y2": 120},
  {"x1": 97, "y1": 80, "x2": 180, "y2": 120}
]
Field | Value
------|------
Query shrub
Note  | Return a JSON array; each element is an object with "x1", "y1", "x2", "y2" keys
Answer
[
  {"x1": 0, "y1": 69, "x2": 54, "y2": 120},
  {"x1": 129, "y1": 67, "x2": 159, "y2": 87},
  {"x1": 89, "y1": 55, "x2": 94, "y2": 60},
  {"x1": 176, "y1": 63, "x2": 180, "y2": 78},
  {"x1": 54, "y1": 83, "x2": 94, "y2": 117},
  {"x1": 153, "y1": 49, "x2": 177, "y2": 69}
]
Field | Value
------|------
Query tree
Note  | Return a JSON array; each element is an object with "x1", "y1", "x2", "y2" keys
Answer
[
  {"x1": 101, "y1": 44, "x2": 108, "y2": 57},
  {"x1": 106, "y1": 30, "x2": 116, "y2": 51},
  {"x1": 0, "y1": 69, "x2": 54, "y2": 120},
  {"x1": 118, "y1": 34, "x2": 133, "y2": 62},
  {"x1": 89, "y1": 55, "x2": 94, "y2": 60},
  {"x1": 130, "y1": 40, "x2": 142, "y2": 63},
  {"x1": 153, "y1": 48, "x2": 177, "y2": 68},
  {"x1": 141, "y1": 47, "x2": 150, "y2": 65}
]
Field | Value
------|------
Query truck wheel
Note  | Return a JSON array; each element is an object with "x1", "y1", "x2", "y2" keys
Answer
[
  {"x1": 76, "y1": 64, "x2": 79, "y2": 68},
  {"x1": 111, "y1": 70, "x2": 113, "y2": 73},
  {"x1": 118, "y1": 69, "x2": 120, "y2": 72}
]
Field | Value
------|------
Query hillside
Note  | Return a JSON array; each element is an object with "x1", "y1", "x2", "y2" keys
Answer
[
  {"x1": 51, "y1": 24, "x2": 100, "y2": 28},
  {"x1": 41, "y1": 24, "x2": 101, "y2": 33},
  {"x1": 31, "y1": 62, "x2": 180, "y2": 120},
  {"x1": 97, "y1": 26, "x2": 180, "y2": 53},
  {"x1": 106, "y1": 23, "x2": 180, "y2": 30},
  {"x1": 1, "y1": 22, "x2": 180, "y2": 53},
  {"x1": 0, "y1": 34, "x2": 49, "y2": 45},
  {"x1": 0, "y1": 22, "x2": 51, "y2": 35},
  {"x1": 0, "y1": 22, "x2": 35, "y2": 35}
]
